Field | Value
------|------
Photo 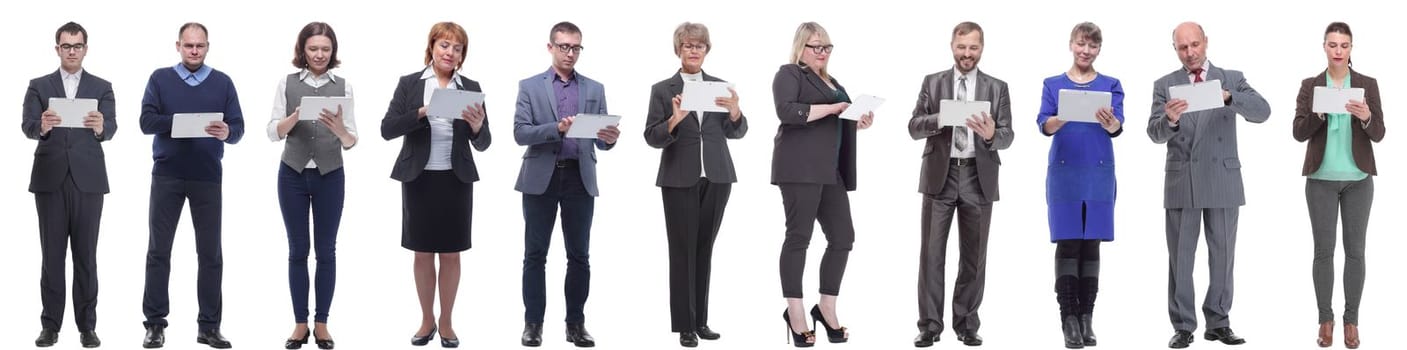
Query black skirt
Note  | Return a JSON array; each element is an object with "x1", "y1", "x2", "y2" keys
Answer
[{"x1": 401, "y1": 170, "x2": 473, "y2": 252}]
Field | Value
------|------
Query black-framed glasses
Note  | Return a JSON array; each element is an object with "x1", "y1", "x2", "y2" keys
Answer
[
  {"x1": 804, "y1": 44, "x2": 834, "y2": 54},
  {"x1": 554, "y1": 43, "x2": 585, "y2": 54},
  {"x1": 681, "y1": 43, "x2": 708, "y2": 52},
  {"x1": 59, "y1": 43, "x2": 87, "y2": 52}
]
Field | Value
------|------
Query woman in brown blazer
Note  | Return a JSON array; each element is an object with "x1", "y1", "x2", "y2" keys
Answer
[{"x1": 1290, "y1": 21, "x2": 1384, "y2": 350}]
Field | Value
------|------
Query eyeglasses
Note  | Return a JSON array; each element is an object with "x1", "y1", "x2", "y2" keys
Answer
[
  {"x1": 681, "y1": 43, "x2": 708, "y2": 52},
  {"x1": 804, "y1": 44, "x2": 834, "y2": 54},
  {"x1": 59, "y1": 43, "x2": 87, "y2": 52},
  {"x1": 554, "y1": 43, "x2": 585, "y2": 54}
]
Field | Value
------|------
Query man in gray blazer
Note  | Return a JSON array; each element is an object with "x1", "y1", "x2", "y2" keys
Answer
[
  {"x1": 906, "y1": 21, "x2": 1014, "y2": 347},
  {"x1": 1148, "y1": 22, "x2": 1270, "y2": 349},
  {"x1": 21, "y1": 22, "x2": 115, "y2": 349},
  {"x1": 513, "y1": 21, "x2": 620, "y2": 348}
]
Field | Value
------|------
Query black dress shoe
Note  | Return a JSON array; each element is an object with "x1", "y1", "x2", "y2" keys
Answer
[
  {"x1": 80, "y1": 330, "x2": 102, "y2": 348},
  {"x1": 314, "y1": 337, "x2": 334, "y2": 350},
  {"x1": 35, "y1": 329, "x2": 59, "y2": 347},
  {"x1": 679, "y1": 331, "x2": 699, "y2": 347},
  {"x1": 197, "y1": 329, "x2": 233, "y2": 349},
  {"x1": 1204, "y1": 327, "x2": 1246, "y2": 345},
  {"x1": 411, "y1": 325, "x2": 437, "y2": 346},
  {"x1": 695, "y1": 325, "x2": 720, "y2": 340},
  {"x1": 914, "y1": 330, "x2": 939, "y2": 347},
  {"x1": 440, "y1": 336, "x2": 460, "y2": 348},
  {"x1": 956, "y1": 330, "x2": 983, "y2": 346},
  {"x1": 565, "y1": 323, "x2": 595, "y2": 347},
  {"x1": 521, "y1": 323, "x2": 543, "y2": 347},
  {"x1": 143, "y1": 325, "x2": 166, "y2": 349},
  {"x1": 1168, "y1": 330, "x2": 1193, "y2": 349}
]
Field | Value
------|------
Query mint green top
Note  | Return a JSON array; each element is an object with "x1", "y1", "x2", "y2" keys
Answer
[{"x1": 1309, "y1": 72, "x2": 1369, "y2": 181}]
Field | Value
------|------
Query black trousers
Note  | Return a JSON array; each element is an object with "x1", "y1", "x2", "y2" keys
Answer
[
  {"x1": 522, "y1": 162, "x2": 594, "y2": 324},
  {"x1": 35, "y1": 174, "x2": 103, "y2": 332},
  {"x1": 778, "y1": 183, "x2": 855, "y2": 298},
  {"x1": 661, "y1": 178, "x2": 731, "y2": 332},
  {"x1": 143, "y1": 175, "x2": 224, "y2": 331}
]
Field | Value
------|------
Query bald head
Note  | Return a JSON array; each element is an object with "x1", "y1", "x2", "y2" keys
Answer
[{"x1": 1171, "y1": 22, "x2": 1208, "y2": 71}]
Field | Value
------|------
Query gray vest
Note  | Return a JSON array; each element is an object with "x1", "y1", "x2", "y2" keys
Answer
[{"x1": 282, "y1": 73, "x2": 347, "y2": 174}]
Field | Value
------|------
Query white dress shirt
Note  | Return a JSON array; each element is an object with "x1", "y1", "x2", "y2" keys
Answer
[
  {"x1": 949, "y1": 67, "x2": 979, "y2": 159},
  {"x1": 421, "y1": 67, "x2": 463, "y2": 171},
  {"x1": 680, "y1": 71, "x2": 707, "y2": 178},
  {"x1": 61, "y1": 68, "x2": 82, "y2": 98}
]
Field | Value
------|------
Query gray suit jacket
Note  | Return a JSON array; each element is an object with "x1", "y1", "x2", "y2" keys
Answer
[
  {"x1": 22, "y1": 70, "x2": 117, "y2": 194},
  {"x1": 643, "y1": 71, "x2": 748, "y2": 187},
  {"x1": 1146, "y1": 63, "x2": 1271, "y2": 209},
  {"x1": 513, "y1": 69, "x2": 613, "y2": 196},
  {"x1": 907, "y1": 68, "x2": 1014, "y2": 200}
]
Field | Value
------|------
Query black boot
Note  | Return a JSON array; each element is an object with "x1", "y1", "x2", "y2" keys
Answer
[
  {"x1": 1078, "y1": 260, "x2": 1100, "y2": 346},
  {"x1": 1056, "y1": 258, "x2": 1083, "y2": 349}
]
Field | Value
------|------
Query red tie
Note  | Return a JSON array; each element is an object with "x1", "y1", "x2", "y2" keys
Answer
[{"x1": 1190, "y1": 68, "x2": 1204, "y2": 83}]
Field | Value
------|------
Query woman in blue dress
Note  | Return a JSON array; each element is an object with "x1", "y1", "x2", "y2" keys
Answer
[{"x1": 1036, "y1": 22, "x2": 1123, "y2": 349}]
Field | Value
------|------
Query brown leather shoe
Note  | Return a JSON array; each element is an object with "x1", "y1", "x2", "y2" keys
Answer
[
  {"x1": 1317, "y1": 321, "x2": 1332, "y2": 347},
  {"x1": 1344, "y1": 323, "x2": 1360, "y2": 349}
]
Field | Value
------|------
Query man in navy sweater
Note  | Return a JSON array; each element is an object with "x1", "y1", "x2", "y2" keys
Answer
[{"x1": 137, "y1": 22, "x2": 244, "y2": 350}]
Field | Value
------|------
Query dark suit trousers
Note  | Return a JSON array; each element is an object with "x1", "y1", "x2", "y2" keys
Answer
[
  {"x1": 522, "y1": 161, "x2": 594, "y2": 324},
  {"x1": 778, "y1": 182, "x2": 855, "y2": 298},
  {"x1": 143, "y1": 175, "x2": 224, "y2": 331},
  {"x1": 36, "y1": 174, "x2": 103, "y2": 332},
  {"x1": 1166, "y1": 207, "x2": 1238, "y2": 332},
  {"x1": 916, "y1": 164, "x2": 991, "y2": 334},
  {"x1": 661, "y1": 178, "x2": 731, "y2": 332},
  {"x1": 278, "y1": 164, "x2": 345, "y2": 324}
]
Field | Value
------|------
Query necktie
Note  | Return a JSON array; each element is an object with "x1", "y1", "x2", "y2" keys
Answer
[
  {"x1": 954, "y1": 76, "x2": 969, "y2": 152},
  {"x1": 1190, "y1": 68, "x2": 1204, "y2": 83}
]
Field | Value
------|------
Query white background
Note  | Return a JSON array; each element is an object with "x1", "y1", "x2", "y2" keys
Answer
[{"x1": 0, "y1": 0, "x2": 1402, "y2": 349}]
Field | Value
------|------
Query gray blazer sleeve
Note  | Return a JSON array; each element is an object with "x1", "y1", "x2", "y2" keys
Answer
[
  {"x1": 984, "y1": 80, "x2": 1014, "y2": 150},
  {"x1": 1147, "y1": 76, "x2": 1179, "y2": 144},
  {"x1": 1224, "y1": 70, "x2": 1271, "y2": 123},
  {"x1": 908, "y1": 75, "x2": 943, "y2": 140}
]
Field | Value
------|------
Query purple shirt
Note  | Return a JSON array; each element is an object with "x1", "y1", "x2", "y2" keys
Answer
[{"x1": 553, "y1": 71, "x2": 580, "y2": 160}]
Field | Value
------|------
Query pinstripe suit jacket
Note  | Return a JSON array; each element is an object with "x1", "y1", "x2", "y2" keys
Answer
[{"x1": 1147, "y1": 63, "x2": 1271, "y2": 209}]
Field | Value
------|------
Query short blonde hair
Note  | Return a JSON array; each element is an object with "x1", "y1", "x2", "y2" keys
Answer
[
  {"x1": 423, "y1": 22, "x2": 468, "y2": 69},
  {"x1": 789, "y1": 22, "x2": 831, "y2": 79},
  {"x1": 673, "y1": 22, "x2": 711, "y2": 55}
]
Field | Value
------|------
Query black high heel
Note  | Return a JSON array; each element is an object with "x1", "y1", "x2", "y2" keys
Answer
[
  {"x1": 314, "y1": 337, "x2": 335, "y2": 350},
  {"x1": 284, "y1": 333, "x2": 309, "y2": 350},
  {"x1": 782, "y1": 308, "x2": 815, "y2": 348},
  {"x1": 810, "y1": 305, "x2": 849, "y2": 343},
  {"x1": 410, "y1": 324, "x2": 437, "y2": 346}
]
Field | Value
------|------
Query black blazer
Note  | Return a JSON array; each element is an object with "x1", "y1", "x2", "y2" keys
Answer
[
  {"x1": 22, "y1": 70, "x2": 117, "y2": 194},
  {"x1": 643, "y1": 71, "x2": 749, "y2": 187},
  {"x1": 380, "y1": 71, "x2": 492, "y2": 183},
  {"x1": 770, "y1": 64, "x2": 857, "y2": 190}
]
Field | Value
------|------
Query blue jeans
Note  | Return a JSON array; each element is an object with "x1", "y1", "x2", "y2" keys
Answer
[
  {"x1": 522, "y1": 163, "x2": 594, "y2": 324},
  {"x1": 278, "y1": 164, "x2": 346, "y2": 323}
]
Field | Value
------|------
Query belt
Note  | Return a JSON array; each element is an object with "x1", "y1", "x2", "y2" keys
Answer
[
  {"x1": 555, "y1": 159, "x2": 579, "y2": 168},
  {"x1": 949, "y1": 157, "x2": 976, "y2": 167}
]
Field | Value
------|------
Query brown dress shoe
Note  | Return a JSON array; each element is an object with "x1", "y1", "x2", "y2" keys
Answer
[
  {"x1": 1344, "y1": 323, "x2": 1360, "y2": 349},
  {"x1": 1317, "y1": 321, "x2": 1332, "y2": 348}
]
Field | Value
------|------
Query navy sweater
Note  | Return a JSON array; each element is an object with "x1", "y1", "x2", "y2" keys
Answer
[{"x1": 139, "y1": 66, "x2": 245, "y2": 182}]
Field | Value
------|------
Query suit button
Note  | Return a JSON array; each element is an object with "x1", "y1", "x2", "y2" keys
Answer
[
  {"x1": 1180, "y1": 137, "x2": 1187, "y2": 142},
  {"x1": 1192, "y1": 158, "x2": 1199, "y2": 162},
  {"x1": 1218, "y1": 137, "x2": 1223, "y2": 142}
]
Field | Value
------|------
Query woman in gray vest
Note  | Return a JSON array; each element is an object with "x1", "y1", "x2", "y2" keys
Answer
[{"x1": 268, "y1": 22, "x2": 357, "y2": 350}]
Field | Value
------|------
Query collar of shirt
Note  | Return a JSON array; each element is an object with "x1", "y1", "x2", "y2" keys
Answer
[
  {"x1": 951, "y1": 66, "x2": 978, "y2": 100},
  {"x1": 680, "y1": 70, "x2": 704, "y2": 82},
  {"x1": 546, "y1": 67, "x2": 577, "y2": 84},
  {"x1": 299, "y1": 68, "x2": 338, "y2": 87},
  {"x1": 1184, "y1": 59, "x2": 1211, "y2": 81},
  {"x1": 173, "y1": 63, "x2": 212, "y2": 85},
  {"x1": 60, "y1": 68, "x2": 83, "y2": 82},
  {"x1": 420, "y1": 66, "x2": 462, "y2": 88}
]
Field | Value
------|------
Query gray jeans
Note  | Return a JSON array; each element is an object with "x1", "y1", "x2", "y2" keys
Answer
[{"x1": 1306, "y1": 177, "x2": 1373, "y2": 324}]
